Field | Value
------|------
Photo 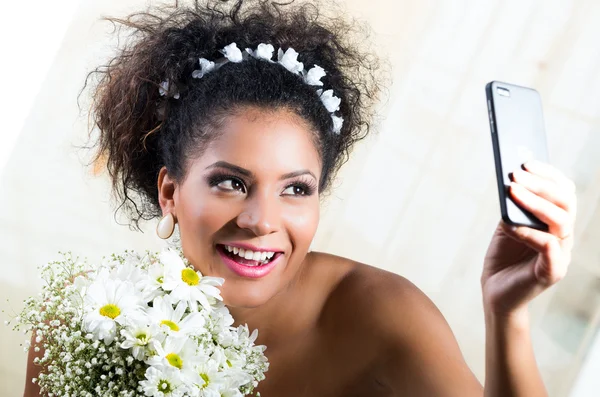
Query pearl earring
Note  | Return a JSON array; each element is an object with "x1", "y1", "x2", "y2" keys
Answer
[{"x1": 156, "y1": 213, "x2": 176, "y2": 239}]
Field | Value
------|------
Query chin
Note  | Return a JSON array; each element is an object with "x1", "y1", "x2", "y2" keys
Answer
[{"x1": 221, "y1": 283, "x2": 278, "y2": 309}]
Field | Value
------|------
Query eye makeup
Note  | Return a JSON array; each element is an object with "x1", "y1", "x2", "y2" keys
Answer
[{"x1": 205, "y1": 171, "x2": 317, "y2": 196}]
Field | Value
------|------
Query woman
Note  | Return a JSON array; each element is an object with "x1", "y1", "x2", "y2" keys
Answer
[{"x1": 25, "y1": 0, "x2": 577, "y2": 395}]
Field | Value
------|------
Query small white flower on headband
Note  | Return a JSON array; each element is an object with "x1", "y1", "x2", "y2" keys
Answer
[
  {"x1": 192, "y1": 58, "x2": 216, "y2": 79},
  {"x1": 277, "y1": 48, "x2": 304, "y2": 75},
  {"x1": 304, "y1": 65, "x2": 326, "y2": 86},
  {"x1": 246, "y1": 43, "x2": 275, "y2": 61},
  {"x1": 158, "y1": 79, "x2": 180, "y2": 99},
  {"x1": 159, "y1": 42, "x2": 344, "y2": 135},
  {"x1": 317, "y1": 89, "x2": 341, "y2": 113},
  {"x1": 331, "y1": 115, "x2": 344, "y2": 134},
  {"x1": 220, "y1": 42, "x2": 244, "y2": 63}
]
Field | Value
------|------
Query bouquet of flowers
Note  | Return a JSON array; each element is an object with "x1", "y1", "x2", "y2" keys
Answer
[{"x1": 7, "y1": 247, "x2": 268, "y2": 397}]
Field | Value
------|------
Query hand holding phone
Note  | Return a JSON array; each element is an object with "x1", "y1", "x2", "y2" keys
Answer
[{"x1": 486, "y1": 81, "x2": 550, "y2": 231}]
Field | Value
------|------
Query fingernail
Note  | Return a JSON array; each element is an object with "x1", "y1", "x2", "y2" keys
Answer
[
  {"x1": 512, "y1": 170, "x2": 524, "y2": 180},
  {"x1": 524, "y1": 160, "x2": 543, "y2": 170}
]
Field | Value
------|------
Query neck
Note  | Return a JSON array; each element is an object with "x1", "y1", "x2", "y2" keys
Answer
[{"x1": 225, "y1": 256, "x2": 317, "y2": 349}]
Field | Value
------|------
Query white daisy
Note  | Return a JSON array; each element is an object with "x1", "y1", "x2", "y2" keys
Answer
[
  {"x1": 147, "y1": 336, "x2": 201, "y2": 376},
  {"x1": 217, "y1": 383, "x2": 244, "y2": 397},
  {"x1": 160, "y1": 249, "x2": 224, "y2": 312},
  {"x1": 140, "y1": 365, "x2": 186, "y2": 397},
  {"x1": 192, "y1": 360, "x2": 228, "y2": 397},
  {"x1": 82, "y1": 277, "x2": 142, "y2": 344},
  {"x1": 147, "y1": 296, "x2": 206, "y2": 337},
  {"x1": 136, "y1": 258, "x2": 169, "y2": 303},
  {"x1": 120, "y1": 316, "x2": 164, "y2": 360}
]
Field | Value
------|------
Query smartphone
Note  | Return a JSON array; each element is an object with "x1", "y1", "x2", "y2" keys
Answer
[{"x1": 486, "y1": 81, "x2": 549, "y2": 231}]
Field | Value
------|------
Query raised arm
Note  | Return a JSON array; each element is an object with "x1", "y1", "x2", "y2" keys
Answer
[
  {"x1": 481, "y1": 160, "x2": 576, "y2": 396},
  {"x1": 483, "y1": 309, "x2": 546, "y2": 397}
]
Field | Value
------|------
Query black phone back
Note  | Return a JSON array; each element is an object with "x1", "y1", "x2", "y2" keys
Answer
[{"x1": 486, "y1": 81, "x2": 549, "y2": 231}]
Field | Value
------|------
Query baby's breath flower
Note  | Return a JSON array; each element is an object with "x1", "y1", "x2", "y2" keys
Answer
[{"x1": 8, "y1": 248, "x2": 268, "y2": 396}]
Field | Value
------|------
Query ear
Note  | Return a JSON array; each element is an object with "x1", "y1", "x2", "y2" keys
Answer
[{"x1": 157, "y1": 166, "x2": 177, "y2": 218}]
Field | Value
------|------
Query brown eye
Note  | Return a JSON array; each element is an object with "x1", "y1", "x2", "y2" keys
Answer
[
  {"x1": 282, "y1": 185, "x2": 309, "y2": 196},
  {"x1": 218, "y1": 178, "x2": 246, "y2": 193}
]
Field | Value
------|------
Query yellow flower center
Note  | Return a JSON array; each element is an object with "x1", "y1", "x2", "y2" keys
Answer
[
  {"x1": 160, "y1": 320, "x2": 180, "y2": 331},
  {"x1": 99, "y1": 304, "x2": 120, "y2": 319},
  {"x1": 158, "y1": 380, "x2": 172, "y2": 393},
  {"x1": 181, "y1": 268, "x2": 200, "y2": 286},
  {"x1": 200, "y1": 373, "x2": 210, "y2": 387},
  {"x1": 135, "y1": 332, "x2": 149, "y2": 344},
  {"x1": 166, "y1": 353, "x2": 183, "y2": 369},
  {"x1": 157, "y1": 276, "x2": 164, "y2": 284},
  {"x1": 226, "y1": 359, "x2": 232, "y2": 367}
]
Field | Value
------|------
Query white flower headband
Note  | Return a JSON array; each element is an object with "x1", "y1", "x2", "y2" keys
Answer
[{"x1": 159, "y1": 42, "x2": 344, "y2": 135}]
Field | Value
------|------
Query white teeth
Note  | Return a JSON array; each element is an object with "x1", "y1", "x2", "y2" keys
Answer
[{"x1": 223, "y1": 245, "x2": 278, "y2": 263}]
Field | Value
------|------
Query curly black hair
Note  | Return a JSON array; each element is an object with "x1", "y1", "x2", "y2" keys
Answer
[{"x1": 87, "y1": 0, "x2": 387, "y2": 230}]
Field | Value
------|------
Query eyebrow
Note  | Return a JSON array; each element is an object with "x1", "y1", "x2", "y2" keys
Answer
[{"x1": 206, "y1": 161, "x2": 317, "y2": 181}]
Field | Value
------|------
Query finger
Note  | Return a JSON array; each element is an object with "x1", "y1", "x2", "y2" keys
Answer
[
  {"x1": 533, "y1": 238, "x2": 570, "y2": 286},
  {"x1": 501, "y1": 222, "x2": 571, "y2": 284},
  {"x1": 509, "y1": 182, "x2": 572, "y2": 238},
  {"x1": 500, "y1": 221, "x2": 556, "y2": 252},
  {"x1": 511, "y1": 169, "x2": 577, "y2": 214},
  {"x1": 522, "y1": 161, "x2": 576, "y2": 193}
]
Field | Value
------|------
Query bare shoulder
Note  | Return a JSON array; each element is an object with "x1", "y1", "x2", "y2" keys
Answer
[{"x1": 312, "y1": 253, "x2": 483, "y2": 396}]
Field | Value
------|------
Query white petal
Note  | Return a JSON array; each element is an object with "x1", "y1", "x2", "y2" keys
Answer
[
  {"x1": 158, "y1": 80, "x2": 179, "y2": 99},
  {"x1": 199, "y1": 58, "x2": 215, "y2": 73},
  {"x1": 279, "y1": 47, "x2": 303, "y2": 74},
  {"x1": 254, "y1": 43, "x2": 274, "y2": 61},
  {"x1": 331, "y1": 115, "x2": 344, "y2": 134},
  {"x1": 192, "y1": 58, "x2": 216, "y2": 79},
  {"x1": 160, "y1": 249, "x2": 185, "y2": 271},
  {"x1": 305, "y1": 65, "x2": 325, "y2": 86},
  {"x1": 320, "y1": 89, "x2": 341, "y2": 112},
  {"x1": 158, "y1": 80, "x2": 169, "y2": 96},
  {"x1": 220, "y1": 43, "x2": 243, "y2": 63}
]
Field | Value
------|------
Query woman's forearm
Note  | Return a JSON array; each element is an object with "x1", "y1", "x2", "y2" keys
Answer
[{"x1": 483, "y1": 308, "x2": 548, "y2": 397}]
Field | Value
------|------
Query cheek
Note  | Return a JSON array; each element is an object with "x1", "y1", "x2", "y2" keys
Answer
[
  {"x1": 176, "y1": 189, "x2": 237, "y2": 239},
  {"x1": 283, "y1": 200, "x2": 320, "y2": 247}
]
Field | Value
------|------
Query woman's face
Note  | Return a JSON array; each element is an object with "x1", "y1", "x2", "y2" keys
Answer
[{"x1": 161, "y1": 106, "x2": 322, "y2": 308}]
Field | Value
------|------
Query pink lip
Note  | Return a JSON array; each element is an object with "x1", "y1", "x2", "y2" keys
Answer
[{"x1": 216, "y1": 245, "x2": 282, "y2": 279}]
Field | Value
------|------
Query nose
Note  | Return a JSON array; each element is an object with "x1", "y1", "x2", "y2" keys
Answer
[{"x1": 236, "y1": 192, "x2": 281, "y2": 236}]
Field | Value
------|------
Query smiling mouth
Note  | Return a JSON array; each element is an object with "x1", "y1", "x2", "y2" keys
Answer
[{"x1": 216, "y1": 244, "x2": 282, "y2": 267}]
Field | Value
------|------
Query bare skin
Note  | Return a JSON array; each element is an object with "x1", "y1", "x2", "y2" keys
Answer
[
  {"x1": 245, "y1": 252, "x2": 484, "y2": 396},
  {"x1": 24, "y1": 105, "x2": 576, "y2": 396}
]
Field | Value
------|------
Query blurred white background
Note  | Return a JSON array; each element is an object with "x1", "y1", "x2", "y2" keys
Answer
[{"x1": 1, "y1": 0, "x2": 599, "y2": 396}]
